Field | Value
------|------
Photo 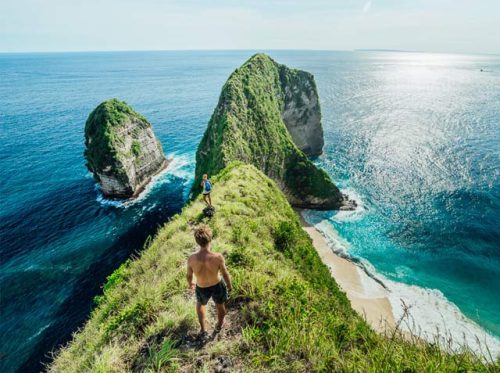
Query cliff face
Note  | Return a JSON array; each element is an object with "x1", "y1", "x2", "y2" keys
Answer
[
  {"x1": 195, "y1": 53, "x2": 344, "y2": 209},
  {"x1": 280, "y1": 66, "x2": 324, "y2": 157},
  {"x1": 84, "y1": 99, "x2": 167, "y2": 198}
]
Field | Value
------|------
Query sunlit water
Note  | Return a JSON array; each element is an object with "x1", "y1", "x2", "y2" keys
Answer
[{"x1": 0, "y1": 51, "x2": 498, "y2": 371}]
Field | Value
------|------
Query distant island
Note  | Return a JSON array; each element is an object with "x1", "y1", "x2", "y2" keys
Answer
[{"x1": 50, "y1": 54, "x2": 493, "y2": 372}]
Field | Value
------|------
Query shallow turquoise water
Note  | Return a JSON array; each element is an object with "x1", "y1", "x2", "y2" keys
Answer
[{"x1": 1, "y1": 51, "x2": 499, "y2": 371}]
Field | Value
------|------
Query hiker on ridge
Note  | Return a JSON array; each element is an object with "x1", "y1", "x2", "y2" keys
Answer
[
  {"x1": 186, "y1": 225, "x2": 232, "y2": 339},
  {"x1": 201, "y1": 173, "x2": 213, "y2": 207}
]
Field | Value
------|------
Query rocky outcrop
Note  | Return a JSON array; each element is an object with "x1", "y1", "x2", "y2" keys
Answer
[
  {"x1": 195, "y1": 53, "x2": 354, "y2": 210},
  {"x1": 280, "y1": 67, "x2": 324, "y2": 157},
  {"x1": 84, "y1": 99, "x2": 168, "y2": 199}
]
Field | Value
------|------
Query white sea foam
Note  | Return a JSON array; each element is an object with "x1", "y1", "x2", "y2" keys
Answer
[
  {"x1": 27, "y1": 322, "x2": 52, "y2": 342},
  {"x1": 355, "y1": 260, "x2": 388, "y2": 299},
  {"x1": 315, "y1": 218, "x2": 352, "y2": 257},
  {"x1": 303, "y1": 212, "x2": 500, "y2": 360},
  {"x1": 95, "y1": 153, "x2": 195, "y2": 208},
  {"x1": 95, "y1": 186, "x2": 124, "y2": 207},
  {"x1": 336, "y1": 187, "x2": 367, "y2": 222},
  {"x1": 385, "y1": 279, "x2": 500, "y2": 359}
]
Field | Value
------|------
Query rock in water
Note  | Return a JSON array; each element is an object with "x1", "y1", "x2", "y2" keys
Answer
[
  {"x1": 84, "y1": 99, "x2": 168, "y2": 199},
  {"x1": 195, "y1": 53, "x2": 346, "y2": 210}
]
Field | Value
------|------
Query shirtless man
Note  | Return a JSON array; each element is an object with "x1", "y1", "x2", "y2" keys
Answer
[{"x1": 186, "y1": 225, "x2": 232, "y2": 337}]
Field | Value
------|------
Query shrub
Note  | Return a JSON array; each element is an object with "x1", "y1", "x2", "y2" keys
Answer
[
  {"x1": 131, "y1": 140, "x2": 141, "y2": 156},
  {"x1": 273, "y1": 221, "x2": 300, "y2": 252},
  {"x1": 227, "y1": 246, "x2": 255, "y2": 268}
]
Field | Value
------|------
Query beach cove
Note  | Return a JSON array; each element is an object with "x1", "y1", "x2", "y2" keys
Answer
[{"x1": 300, "y1": 209, "x2": 500, "y2": 359}]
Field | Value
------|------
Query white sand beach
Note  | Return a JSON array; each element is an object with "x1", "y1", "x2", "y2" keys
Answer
[
  {"x1": 298, "y1": 209, "x2": 500, "y2": 360},
  {"x1": 298, "y1": 211, "x2": 395, "y2": 334}
]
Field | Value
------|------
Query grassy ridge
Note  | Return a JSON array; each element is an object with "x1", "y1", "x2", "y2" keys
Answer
[
  {"x1": 194, "y1": 54, "x2": 342, "y2": 209},
  {"x1": 50, "y1": 163, "x2": 493, "y2": 372}
]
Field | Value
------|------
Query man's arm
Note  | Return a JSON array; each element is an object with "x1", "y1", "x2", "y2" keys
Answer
[
  {"x1": 219, "y1": 255, "x2": 232, "y2": 291},
  {"x1": 186, "y1": 258, "x2": 195, "y2": 290}
]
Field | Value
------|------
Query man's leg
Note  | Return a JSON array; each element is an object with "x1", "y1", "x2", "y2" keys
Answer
[
  {"x1": 196, "y1": 302, "x2": 207, "y2": 333},
  {"x1": 215, "y1": 303, "x2": 226, "y2": 330},
  {"x1": 203, "y1": 194, "x2": 208, "y2": 206},
  {"x1": 208, "y1": 193, "x2": 212, "y2": 207}
]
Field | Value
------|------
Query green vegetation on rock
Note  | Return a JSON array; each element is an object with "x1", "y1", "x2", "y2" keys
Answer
[
  {"x1": 50, "y1": 163, "x2": 494, "y2": 372},
  {"x1": 194, "y1": 54, "x2": 343, "y2": 209},
  {"x1": 131, "y1": 140, "x2": 141, "y2": 156}
]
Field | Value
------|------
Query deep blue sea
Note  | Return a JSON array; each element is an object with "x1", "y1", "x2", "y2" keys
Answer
[{"x1": 1, "y1": 50, "x2": 499, "y2": 371}]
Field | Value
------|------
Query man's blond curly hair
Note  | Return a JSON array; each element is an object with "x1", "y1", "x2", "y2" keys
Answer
[{"x1": 194, "y1": 224, "x2": 212, "y2": 247}]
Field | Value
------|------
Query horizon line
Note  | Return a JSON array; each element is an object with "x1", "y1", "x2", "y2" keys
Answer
[{"x1": 0, "y1": 48, "x2": 499, "y2": 57}]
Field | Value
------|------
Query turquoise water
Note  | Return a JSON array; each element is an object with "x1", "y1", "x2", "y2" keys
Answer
[
  {"x1": 1, "y1": 51, "x2": 499, "y2": 371},
  {"x1": 313, "y1": 51, "x2": 500, "y2": 339}
]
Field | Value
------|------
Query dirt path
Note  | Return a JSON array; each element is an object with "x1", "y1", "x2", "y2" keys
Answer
[{"x1": 176, "y1": 304, "x2": 245, "y2": 372}]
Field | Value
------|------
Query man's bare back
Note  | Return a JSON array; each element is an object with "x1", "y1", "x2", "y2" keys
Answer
[
  {"x1": 186, "y1": 225, "x2": 232, "y2": 334},
  {"x1": 188, "y1": 250, "x2": 224, "y2": 288}
]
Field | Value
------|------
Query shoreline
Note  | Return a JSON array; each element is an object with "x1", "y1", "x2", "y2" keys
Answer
[
  {"x1": 298, "y1": 209, "x2": 500, "y2": 359},
  {"x1": 98, "y1": 158, "x2": 172, "y2": 201},
  {"x1": 297, "y1": 209, "x2": 396, "y2": 334},
  {"x1": 96, "y1": 157, "x2": 174, "y2": 207}
]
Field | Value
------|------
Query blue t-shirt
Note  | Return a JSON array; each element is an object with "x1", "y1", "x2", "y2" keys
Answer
[{"x1": 203, "y1": 180, "x2": 212, "y2": 193}]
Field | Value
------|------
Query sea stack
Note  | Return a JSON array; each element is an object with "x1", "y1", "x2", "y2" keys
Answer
[
  {"x1": 84, "y1": 99, "x2": 168, "y2": 199},
  {"x1": 195, "y1": 53, "x2": 354, "y2": 210}
]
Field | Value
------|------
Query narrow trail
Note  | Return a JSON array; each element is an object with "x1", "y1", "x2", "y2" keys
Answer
[{"x1": 177, "y1": 306, "x2": 244, "y2": 372}]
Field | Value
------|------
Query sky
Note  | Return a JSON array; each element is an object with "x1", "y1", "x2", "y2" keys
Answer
[{"x1": 0, "y1": 0, "x2": 499, "y2": 54}]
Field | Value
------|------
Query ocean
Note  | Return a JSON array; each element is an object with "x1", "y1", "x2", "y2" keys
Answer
[{"x1": 0, "y1": 50, "x2": 499, "y2": 371}]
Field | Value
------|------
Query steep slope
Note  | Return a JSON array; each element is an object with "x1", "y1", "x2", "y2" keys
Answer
[
  {"x1": 50, "y1": 163, "x2": 490, "y2": 372},
  {"x1": 84, "y1": 99, "x2": 168, "y2": 198},
  {"x1": 194, "y1": 54, "x2": 348, "y2": 210}
]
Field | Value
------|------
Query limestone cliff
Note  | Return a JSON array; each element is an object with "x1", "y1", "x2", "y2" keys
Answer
[
  {"x1": 195, "y1": 53, "x2": 350, "y2": 209},
  {"x1": 84, "y1": 99, "x2": 168, "y2": 198},
  {"x1": 280, "y1": 65, "x2": 324, "y2": 157}
]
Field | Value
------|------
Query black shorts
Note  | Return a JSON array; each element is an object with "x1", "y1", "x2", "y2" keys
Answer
[{"x1": 195, "y1": 280, "x2": 228, "y2": 305}]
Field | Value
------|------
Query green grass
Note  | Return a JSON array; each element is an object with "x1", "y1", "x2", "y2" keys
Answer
[
  {"x1": 49, "y1": 163, "x2": 497, "y2": 372},
  {"x1": 194, "y1": 54, "x2": 343, "y2": 209}
]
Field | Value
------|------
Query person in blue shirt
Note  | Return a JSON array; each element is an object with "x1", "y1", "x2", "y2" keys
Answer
[{"x1": 201, "y1": 174, "x2": 213, "y2": 207}]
